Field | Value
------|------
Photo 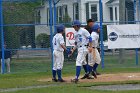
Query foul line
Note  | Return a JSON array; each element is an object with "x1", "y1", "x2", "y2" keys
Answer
[{"x1": 0, "y1": 84, "x2": 58, "y2": 93}]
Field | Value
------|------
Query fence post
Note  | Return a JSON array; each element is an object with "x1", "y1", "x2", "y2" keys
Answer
[
  {"x1": 99, "y1": 0, "x2": 104, "y2": 68},
  {"x1": 134, "y1": 0, "x2": 138, "y2": 65},
  {"x1": 49, "y1": 0, "x2": 54, "y2": 71},
  {"x1": 136, "y1": 0, "x2": 139, "y2": 66},
  {"x1": 0, "y1": 0, "x2": 5, "y2": 74},
  {"x1": 53, "y1": 2, "x2": 57, "y2": 34}
]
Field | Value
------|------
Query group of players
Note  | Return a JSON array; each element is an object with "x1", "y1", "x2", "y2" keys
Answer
[{"x1": 52, "y1": 19, "x2": 101, "y2": 83}]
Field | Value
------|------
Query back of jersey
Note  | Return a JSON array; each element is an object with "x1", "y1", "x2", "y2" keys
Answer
[
  {"x1": 52, "y1": 34, "x2": 65, "y2": 52},
  {"x1": 91, "y1": 32, "x2": 99, "y2": 47}
]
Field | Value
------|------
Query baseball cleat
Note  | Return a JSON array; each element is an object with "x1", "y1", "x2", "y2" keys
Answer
[
  {"x1": 58, "y1": 79, "x2": 66, "y2": 82},
  {"x1": 52, "y1": 78, "x2": 58, "y2": 82},
  {"x1": 81, "y1": 74, "x2": 89, "y2": 79},
  {"x1": 92, "y1": 71, "x2": 97, "y2": 79},
  {"x1": 87, "y1": 75, "x2": 94, "y2": 79},
  {"x1": 96, "y1": 72, "x2": 101, "y2": 75},
  {"x1": 71, "y1": 78, "x2": 79, "y2": 83}
]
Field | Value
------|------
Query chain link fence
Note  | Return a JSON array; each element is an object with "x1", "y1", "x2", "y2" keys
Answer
[
  {"x1": 0, "y1": 0, "x2": 52, "y2": 74},
  {"x1": 0, "y1": 0, "x2": 140, "y2": 74},
  {"x1": 101, "y1": 0, "x2": 140, "y2": 69}
]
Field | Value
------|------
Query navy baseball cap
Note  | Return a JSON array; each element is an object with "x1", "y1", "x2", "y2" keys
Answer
[
  {"x1": 57, "y1": 24, "x2": 65, "y2": 33},
  {"x1": 91, "y1": 24, "x2": 100, "y2": 32},
  {"x1": 72, "y1": 20, "x2": 81, "y2": 26}
]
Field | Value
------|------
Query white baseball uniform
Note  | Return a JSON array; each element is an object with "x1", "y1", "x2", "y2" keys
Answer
[
  {"x1": 88, "y1": 32, "x2": 101, "y2": 66},
  {"x1": 75, "y1": 28, "x2": 90, "y2": 66},
  {"x1": 52, "y1": 33, "x2": 65, "y2": 70}
]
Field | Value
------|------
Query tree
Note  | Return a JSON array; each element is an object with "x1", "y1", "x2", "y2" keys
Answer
[
  {"x1": 2, "y1": 2, "x2": 40, "y2": 49},
  {"x1": 36, "y1": 33, "x2": 50, "y2": 48},
  {"x1": 57, "y1": 13, "x2": 71, "y2": 27}
]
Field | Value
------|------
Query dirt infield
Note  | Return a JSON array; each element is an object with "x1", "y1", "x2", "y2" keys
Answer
[{"x1": 38, "y1": 73, "x2": 140, "y2": 83}]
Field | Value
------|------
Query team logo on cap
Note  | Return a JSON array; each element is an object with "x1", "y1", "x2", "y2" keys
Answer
[{"x1": 109, "y1": 32, "x2": 118, "y2": 41}]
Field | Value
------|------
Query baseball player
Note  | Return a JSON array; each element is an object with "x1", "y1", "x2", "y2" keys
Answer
[
  {"x1": 85, "y1": 19, "x2": 95, "y2": 34},
  {"x1": 0, "y1": 45, "x2": 11, "y2": 73},
  {"x1": 81, "y1": 19, "x2": 95, "y2": 79},
  {"x1": 52, "y1": 24, "x2": 71, "y2": 82},
  {"x1": 88, "y1": 24, "x2": 101, "y2": 77},
  {"x1": 70, "y1": 20, "x2": 93, "y2": 83}
]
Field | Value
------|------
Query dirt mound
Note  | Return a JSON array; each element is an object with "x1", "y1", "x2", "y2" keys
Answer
[{"x1": 38, "y1": 73, "x2": 140, "y2": 83}]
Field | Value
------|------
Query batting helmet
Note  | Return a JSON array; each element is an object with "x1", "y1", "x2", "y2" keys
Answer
[
  {"x1": 91, "y1": 24, "x2": 100, "y2": 32},
  {"x1": 57, "y1": 24, "x2": 65, "y2": 33},
  {"x1": 72, "y1": 20, "x2": 81, "y2": 26}
]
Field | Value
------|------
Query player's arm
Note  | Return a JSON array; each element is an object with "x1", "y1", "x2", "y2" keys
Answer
[
  {"x1": 71, "y1": 41, "x2": 77, "y2": 54},
  {"x1": 71, "y1": 33, "x2": 78, "y2": 54},
  {"x1": 60, "y1": 44, "x2": 67, "y2": 51},
  {"x1": 88, "y1": 37, "x2": 92, "y2": 53},
  {"x1": 84, "y1": 29, "x2": 92, "y2": 52},
  {"x1": 59, "y1": 36, "x2": 71, "y2": 54},
  {"x1": 59, "y1": 36, "x2": 67, "y2": 51}
]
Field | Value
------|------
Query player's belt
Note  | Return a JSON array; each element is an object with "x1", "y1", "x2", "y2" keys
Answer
[
  {"x1": 79, "y1": 45, "x2": 88, "y2": 48},
  {"x1": 54, "y1": 49, "x2": 64, "y2": 52}
]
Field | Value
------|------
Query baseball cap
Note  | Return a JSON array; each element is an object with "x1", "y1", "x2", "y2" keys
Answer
[
  {"x1": 72, "y1": 20, "x2": 81, "y2": 26},
  {"x1": 91, "y1": 24, "x2": 100, "y2": 32},
  {"x1": 57, "y1": 24, "x2": 65, "y2": 33}
]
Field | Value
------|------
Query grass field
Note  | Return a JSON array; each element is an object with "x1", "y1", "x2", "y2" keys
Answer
[{"x1": 0, "y1": 54, "x2": 140, "y2": 93}]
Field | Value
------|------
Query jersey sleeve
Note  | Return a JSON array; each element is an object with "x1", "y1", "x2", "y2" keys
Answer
[
  {"x1": 83, "y1": 29, "x2": 90, "y2": 38},
  {"x1": 59, "y1": 36, "x2": 65, "y2": 45}
]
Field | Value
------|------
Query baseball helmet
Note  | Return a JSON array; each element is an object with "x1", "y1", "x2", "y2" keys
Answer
[
  {"x1": 72, "y1": 20, "x2": 81, "y2": 26},
  {"x1": 57, "y1": 24, "x2": 65, "y2": 33},
  {"x1": 91, "y1": 24, "x2": 100, "y2": 32}
]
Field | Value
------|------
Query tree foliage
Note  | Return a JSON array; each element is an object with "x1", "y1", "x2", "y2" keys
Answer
[
  {"x1": 36, "y1": 33, "x2": 50, "y2": 48},
  {"x1": 2, "y1": 2, "x2": 40, "y2": 49}
]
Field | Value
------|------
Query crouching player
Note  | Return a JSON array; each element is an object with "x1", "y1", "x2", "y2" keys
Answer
[
  {"x1": 70, "y1": 20, "x2": 93, "y2": 83},
  {"x1": 88, "y1": 24, "x2": 101, "y2": 77},
  {"x1": 52, "y1": 24, "x2": 71, "y2": 82}
]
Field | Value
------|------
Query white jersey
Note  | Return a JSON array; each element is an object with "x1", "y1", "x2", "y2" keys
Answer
[
  {"x1": 91, "y1": 32, "x2": 99, "y2": 47},
  {"x1": 75, "y1": 28, "x2": 90, "y2": 48},
  {"x1": 53, "y1": 33, "x2": 65, "y2": 52}
]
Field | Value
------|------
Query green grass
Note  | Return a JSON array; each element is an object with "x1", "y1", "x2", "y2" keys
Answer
[
  {"x1": 8, "y1": 54, "x2": 140, "y2": 74},
  {"x1": 1, "y1": 83, "x2": 140, "y2": 93},
  {"x1": 2, "y1": 88, "x2": 140, "y2": 93},
  {"x1": 0, "y1": 55, "x2": 140, "y2": 93}
]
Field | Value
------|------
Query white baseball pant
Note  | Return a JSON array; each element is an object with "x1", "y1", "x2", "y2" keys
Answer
[
  {"x1": 88, "y1": 48, "x2": 101, "y2": 66},
  {"x1": 53, "y1": 50, "x2": 64, "y2": 70},
  {"x1": 76, "y1": 47, "x2": 88, "y2": 66}
]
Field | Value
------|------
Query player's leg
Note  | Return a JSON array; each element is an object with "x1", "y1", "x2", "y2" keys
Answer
[
  {"x1": 87, "y1": 52, "x2": 95, "y2": 79},
  {"x1": 81, "y1": 53, "x2": 89, "y2": 79},
  {"x1": 87, "y1": 52, "x2": 94, "y2": 74},
  {"x1": 1, "y1": 59, "x2": 5, "y2": 73},
  {"x1": 75, "y1": 51, "x2": 83, "y2": 79},
  {"x1": 72, "y1": 50, "x2": 87, "y2": 83},
  {"x1": 5, "y1": 58, "x2": 10, "y2": 73},
  {"x1": 92, "y1": 48, "x2": 101, "y2": 77},
  {"x1": 82, "y1": 54, "x2": 88, "y2": 73},
  {"x1": 94, "y1": 48, "x2": 101, "y2": 75},
  {"x1": 93, "y1": 63, "x2": 99, "y2": 73},
  {"x1": 56, "y1": 51, "x2": 65, "y2": 82},
  {"x1": 1, "y1": 59, "x2": 2, "y2": 73},
  {"x1": 52, "y1": 51, "x2": 57, "y2": 82}
]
